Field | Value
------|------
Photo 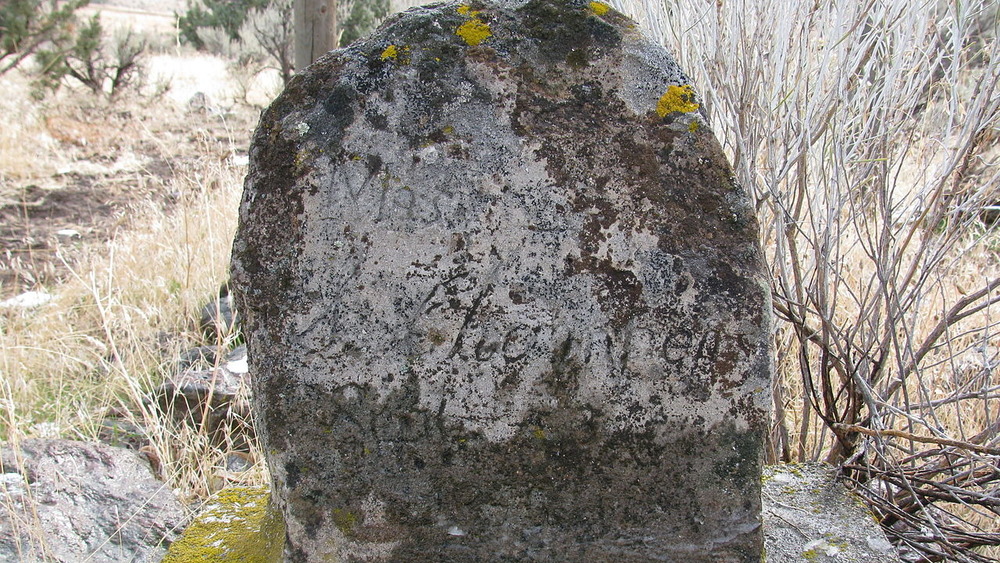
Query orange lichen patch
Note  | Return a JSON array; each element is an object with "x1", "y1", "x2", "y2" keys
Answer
[
  {"x1": 588, "y1": 1, "x2": 610, "y2": 15},
  {"x1": 656, "y1": 84, "x2": 700, "y2": 117},
  {"x1": 456, "y1": 5, "x2": 492, "y2": 46}
]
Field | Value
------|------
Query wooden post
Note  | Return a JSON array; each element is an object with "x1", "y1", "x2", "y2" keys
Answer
[{"x1": 294, "y1": 0, "x2": 338, "y2": 71}]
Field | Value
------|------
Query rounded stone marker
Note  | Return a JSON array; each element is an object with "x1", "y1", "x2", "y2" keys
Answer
[{"x1": 231, "y1": 1, "x2": 772, "y2": 561}]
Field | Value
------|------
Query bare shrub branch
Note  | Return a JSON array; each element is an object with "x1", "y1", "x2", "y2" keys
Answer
[{"x1": 613, "y1": 0, "x2": 1000, "y2": 558}]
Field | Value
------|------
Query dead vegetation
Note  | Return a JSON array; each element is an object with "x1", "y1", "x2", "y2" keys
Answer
[
  {"x1": 632, "y1": 0, "x2": 1000, "y2": 559},
  {"x1": 0, "y1": 14, "x2": 269, "y2": 544}
]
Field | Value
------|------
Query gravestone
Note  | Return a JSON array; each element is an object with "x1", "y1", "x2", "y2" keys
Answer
[{"x1": 231, "y1": 0, "x2": 772, "y2": 560}]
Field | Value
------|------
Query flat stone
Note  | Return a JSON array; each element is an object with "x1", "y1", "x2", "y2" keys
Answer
[
  {"x1": 232, "y1": 0, "x2": 772, "y2": 560},
  {"x1": 763, "y1": 464, "x2": 901, "y2": 562},
  {"x1": 0, "y1": 439, "x2": 186, "y2": 563}
]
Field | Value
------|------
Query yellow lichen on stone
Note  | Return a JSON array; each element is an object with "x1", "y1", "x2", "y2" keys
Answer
[
  {"x1": 456, "y1": 5, "x2": 491, "y2": 46},
  {"x1": 688, "y1": 120, "x2": 700, "y2": 133},
  {"x1": 380, "y1": 45, "x2": 399, "y2": 60},
  {"x1": 656, "y1": 84, "x2": 700, "y2": 117},
  {"x1": 588, "y1": 1, "x2": 610, "y2": 15},
  {"x1": 456, "y1": 18, "x2": 492, "y2": 46},
  {"x1": 380, "y1": 44, "x2": 410, "y2": 64},
  {"x1": 163, "y1": 486, "x2": 284, "y2": 563}
]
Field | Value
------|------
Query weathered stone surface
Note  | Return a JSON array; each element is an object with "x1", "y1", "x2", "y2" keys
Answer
[
  {"x1": 231, "y1": 0, "x2": 772, "y2": 561},
  {"x1": 763, "y1": 464, "x2": 901, "y2": 562},
  {"x1": 0, "y1": 439, "x2": 186, "y2": 562},
  {"x1": 159, "y1": 471, "x2": 904, "y2": 561}
]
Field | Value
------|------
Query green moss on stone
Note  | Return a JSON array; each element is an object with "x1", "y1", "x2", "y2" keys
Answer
[
  {"x1": 332, "y1": 508, "x2": 359, "y2": 535},
  {"x1": 163, "y1": 486, "x2": 284, "y2": 563}
]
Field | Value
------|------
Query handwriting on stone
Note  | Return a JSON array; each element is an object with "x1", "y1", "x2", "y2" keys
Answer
[{"x1": 233, "y1": 0, "x2": 771, "y2": 559}]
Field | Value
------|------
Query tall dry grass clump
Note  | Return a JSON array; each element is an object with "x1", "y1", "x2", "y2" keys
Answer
[
  {"x1": 0, "y1": 77, "x2": 58, "y2": 180},
  {"x1": 0, "y1": 77, "x2": 268, "y2": 515},
  {"x1": 0, "y1": 8, "x2": 267, "y2": 556},
  {"x1": 614, "y1": 0, "x2": 1000, "y2": 559}
]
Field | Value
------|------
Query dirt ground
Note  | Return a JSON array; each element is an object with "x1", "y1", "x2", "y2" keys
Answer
[{"x1": 0, "y1": 4, "x2": 266, "y2": 299}]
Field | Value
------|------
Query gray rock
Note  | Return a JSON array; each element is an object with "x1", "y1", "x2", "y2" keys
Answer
[
  {"x1": 199, "y1": 283, "x2": 239, "y2": 341},
  {"x1": 155, "y1": 344, "x2": 252, "y2": 445},
  {"x1": 224, "y1": 342, "x2": 248, "y2": 365},
  {"x1": 176, "y1": 344, "x2": 219, "y2": 371},
  {"x1": 763, "y1": 464, "x2": 901, "y2": 562},
  {"x1": 96, "y1": 418, "x2": 148, "y2": 449},
  {"x1": 232, "y1": 0, "x2": 772, "y2": 561},
  {"x1": 175, "y1": 342, "x2": 248, "y2": 372},
  {"x1": 0, "y1": 439, "x2": 186, "y2": 563}
]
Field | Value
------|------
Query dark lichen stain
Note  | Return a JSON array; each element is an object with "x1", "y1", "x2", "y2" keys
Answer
[
  {"x1": 427, "y1": 329, "x2": 448, "y2": 345},
  {"x1": 331, "y1": 508, "x2": 359, "y2": 535},
  {"x1": 426, "y1": 126, "x2": 451, "y2": 144},
  {"x1": 566, "y1": 47, "x2": 589, "y2": 68},
  {"x1": 365, "y1": 110, "x2": 388, "y2": 130},
  {"x1": 320, "y1": 84, "x2": 358, "y2": 148},
  {"x1": 264, "y1": 370, "x2": 762, "y2": 561},
  {"x1": 541, "y1": 335, "x2": 582, "y2": 404},
  {"x1": 285, "y1": 461, "x2": 302, "y2": 489},
  {"x1": 565, "y1": 255, "x2": 645, "y2": 329},
  {"x1": 518, "y1": 0, "x2": 622, "y2": 64},
  {"x1": 569, "y1": 80, "x2": 602, "y2": 103}
]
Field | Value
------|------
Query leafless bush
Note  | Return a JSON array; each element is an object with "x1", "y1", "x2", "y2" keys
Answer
[
  {"x1": 239, "y1": 0, "x2": 293, "y2": 85},
  {"x1": 614, "y1": 0, "x2": 1000, "y2": 559}
]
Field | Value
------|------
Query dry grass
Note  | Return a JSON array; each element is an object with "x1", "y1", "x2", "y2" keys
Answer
[
  {"x1": 0, "y1": 28, "x2": 269, "y2": 557},
  {"x1": 0, "y1": 122, "x2": 266, "y2": 481},
  {"x1": 612, "y1": 0, "x2": 1000, "y2": 559},
  {"x1": 0, "y1": 78, "x2": 59, "y2": 182}
]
